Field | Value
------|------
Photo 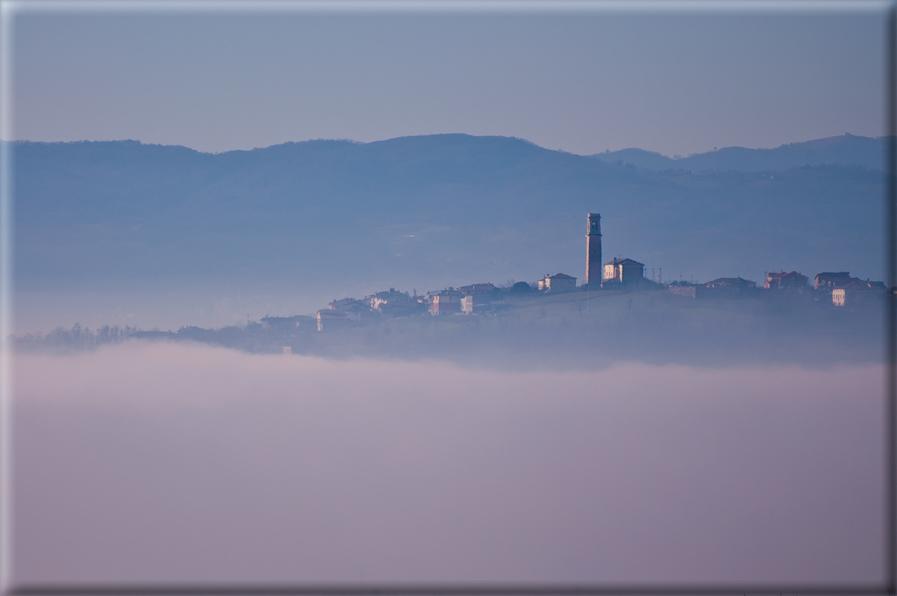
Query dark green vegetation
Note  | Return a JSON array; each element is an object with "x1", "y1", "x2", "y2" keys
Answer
[
  {"x1": 15, "y1": 133, "x2": 884, "y2": 300},
  {"x1": 18, "y1": 290, "x2": 883, "y2": 370}
]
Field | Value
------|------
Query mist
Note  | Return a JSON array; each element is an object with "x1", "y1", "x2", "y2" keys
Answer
[{"x1": 12, "y1": 341, "x2": 885, "y2": 585}]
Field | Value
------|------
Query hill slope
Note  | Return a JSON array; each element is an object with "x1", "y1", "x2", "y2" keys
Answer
[
  {"x1": 592, "y1": 134, "x2": 885, "y2": 172},
  {"x1": 13, "y1": 133, "x2": 884, "y2": 329}
]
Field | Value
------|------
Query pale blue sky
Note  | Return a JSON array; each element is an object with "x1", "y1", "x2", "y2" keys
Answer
[{"x1": 10, "y1": 6, "x2": 889, "y2": 156}]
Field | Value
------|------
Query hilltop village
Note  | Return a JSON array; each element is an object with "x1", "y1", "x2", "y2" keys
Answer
[
  {"x1": 313, "y1": 213, "x2": 887, "y2": 332},
  {"x1": 20, "y1": 212, "x2": 886, "y2": 367}
]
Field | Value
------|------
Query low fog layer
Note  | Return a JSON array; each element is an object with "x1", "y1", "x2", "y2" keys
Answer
[{"x1": 13, "y1": 342, "x2": 885, "y2": 584}]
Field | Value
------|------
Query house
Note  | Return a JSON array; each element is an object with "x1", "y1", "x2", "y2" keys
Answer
[
  {"x1": 603, "y1": 258, "x2": 645, "y2": 285},
  {"x1": 694, "y1": 277, "x2": 759, "y2": 299},
  {"x1": 459, "y1": 283, "x2": 496, "y2": 295},
  {"x1": 765, "y1": 271, "x2": 809, "y2": 290},
  {"x1": 329, "y1": 297, "x2": 367, "y2": 311},
  {"x1": 366, "y1": 288, "x2": 421, "y2": 316},
  {"x1": 601, "y1": 258, "x2": 663, "y2": 291},
  {"x1": 814, "y1": 272, "x2": 852, "y2": 290},
  {"x1": 461, "y1": 294, "x2": 491, "y2": 314},
  {"x1": 815, "y1": 272, "x2": 886, "y2": 306},
  {"x1": 318, "y1": 299, "x2": 372, "y2": 330},
  {"x1": 832, "y1": 279, "x2": 887, "y2": 306},
  {"x1": 429, "y1": 288, "x2": 462, "y2": 315},
  {"x1": 379, "y1": 300, "x2": 424, "y2": 317},
  {"x1": 704, "y1": 277, "x2": 756, "y2": 289},
  {"x1": 317, "y1": 309, "x2": 353, "y2": 332},
  {"x1": 537, "y1": 273, "x2": 577, "y2": 293},
  {"x1": 367, "y1": 288, "x2": 411, "y2": 310},
  {"x1": 668, "y1": 283, "x2": 699, "y2": 298}
]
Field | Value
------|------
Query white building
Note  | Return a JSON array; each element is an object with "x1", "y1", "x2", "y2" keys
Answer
[
  {"x1": 603, "y1": 258, "x2": 645, "y2": 284},
  {"x1": 430, "y1": 289, "x2": 462, "y2": 315},
  {"x1": 537, "y1": 273, "x2": 577, "y2": 293}
]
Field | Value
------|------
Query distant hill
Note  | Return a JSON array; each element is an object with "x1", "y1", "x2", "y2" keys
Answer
[
  {"x1": 592, "y1": 134, "x2": 886, "y2": 172},
  {"x1": 13, "y1": 133, "x2": 884, "y2": 329},
  {"x1": 591, "y1": 148, "x2": 676, "y2": 170}
]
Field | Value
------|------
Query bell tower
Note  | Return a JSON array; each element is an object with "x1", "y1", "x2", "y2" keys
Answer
[{"x1": 586, "y1": 213, "x2": 602, "y2": 286}]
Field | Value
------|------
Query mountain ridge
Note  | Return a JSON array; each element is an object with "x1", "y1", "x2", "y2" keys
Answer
[
  {"x1": 591, "y1": 133, "x2": 886, "y2": 172},
  {"x1": 13, "y1": 132, "x2": 884, "y2": 331},
  {"x1": 12, "y1": 131, "x2": 885, "y2": 173}
]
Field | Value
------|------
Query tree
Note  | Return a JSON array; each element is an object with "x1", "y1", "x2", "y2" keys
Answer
[{"x1": 510, "y1": 281, "x2": 532, "y2": 295}]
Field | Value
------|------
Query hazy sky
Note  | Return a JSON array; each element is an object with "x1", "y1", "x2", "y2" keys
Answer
[{"x1": 9, "y1": 3, "x2": 888, "y2": 156}]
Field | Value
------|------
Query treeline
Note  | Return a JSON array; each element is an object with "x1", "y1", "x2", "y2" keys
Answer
[{"x1": 16, "y1": 323, "x2": 139, "y2": 351}]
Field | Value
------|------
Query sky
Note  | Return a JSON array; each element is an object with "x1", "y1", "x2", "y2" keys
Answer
[{"x1": 8, "y1": 4, "x2": 889, "y2": 157}]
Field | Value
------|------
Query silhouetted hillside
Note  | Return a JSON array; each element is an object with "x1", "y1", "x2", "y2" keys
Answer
[
  {"x1": 14, "y1": 133, "x2": 884, "y2": 329},
  {"x1": 592, "y1": 134, "x2": 885, "y2": 172},
  {"x1": 591, "y1": 148, "x2": 675, "y2": 170}
]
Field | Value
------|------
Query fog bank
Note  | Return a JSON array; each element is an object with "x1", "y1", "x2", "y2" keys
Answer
[{"x1": 12, "y1": 342, "x2": 886, "y2": 584}]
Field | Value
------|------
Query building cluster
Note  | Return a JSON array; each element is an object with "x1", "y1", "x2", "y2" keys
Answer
[
  {"x1": 811, "y1": 272, "x2": 886, "y2": 306},
  {"x1": 316, "y1": 213, "x2": 887, "y2": 331},
  {"x1": 317, "y1": 283, "x2": 503, "y2": 330},
  {"x1": 577, "y1": 212, "x2": 887, "y2": 306},
  {"x1": 668, "y1": 270, "x2": 886, "y2": 304}
]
